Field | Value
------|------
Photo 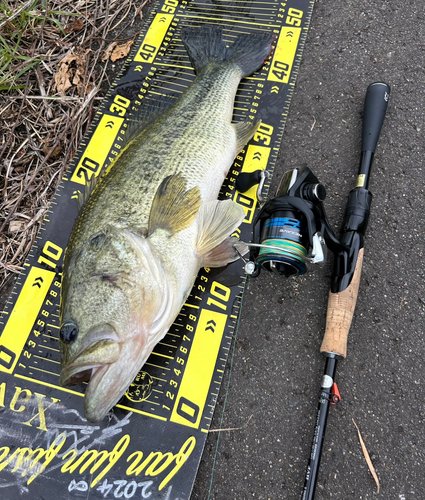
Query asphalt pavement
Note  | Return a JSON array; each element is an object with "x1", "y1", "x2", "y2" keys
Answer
[
  {"x1": 192, "y1": 1, "x2": 425, "y2": 499},
  {"x1": 1, "y1": 1, "x2": 423, "y2": 499}
]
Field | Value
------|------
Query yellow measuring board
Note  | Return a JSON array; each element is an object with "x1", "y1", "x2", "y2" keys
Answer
[
  {"x1": 268, "y1": 26, "x2": 302, "y2": 83},
  {"x1": 0, "y1": 0, "x2": 316, "y2": 497},
  {"x1": 0, "y1": 267, "x2": 55, "y2": 374},
  {"x1": 134, "y1": 13, "x2": 174, "y2": 63},
  {"x1": 70, "y1": 114, "x2": 125, "y2": 185},
  {"x1": 170, "y1": 309, "x2": 227, "y2": 429}
]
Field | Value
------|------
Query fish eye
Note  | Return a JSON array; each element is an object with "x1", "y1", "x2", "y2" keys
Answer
[{"x1": 60, "y1": 321, "x2": 79, "y2": 344}]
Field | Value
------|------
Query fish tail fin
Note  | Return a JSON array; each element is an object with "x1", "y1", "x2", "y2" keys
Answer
[
  {"x1": 181, "y1": 26, "x2": 274, "y2": 77},
  {"x1": 181, "y1": 26, "x2": 227, "y2": 73},
  {"x1": 226, "y1": 31, "x2": 275, "y2": 78}
]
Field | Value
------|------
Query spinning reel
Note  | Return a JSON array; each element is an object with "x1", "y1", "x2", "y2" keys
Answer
[{"x1": 235, "y1": 164, "x2": 371, "y2": 292}]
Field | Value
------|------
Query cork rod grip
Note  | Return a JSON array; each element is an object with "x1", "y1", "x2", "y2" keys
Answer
[{"x1": 320, "y1": 249, "x2": 364, "y2": 358}]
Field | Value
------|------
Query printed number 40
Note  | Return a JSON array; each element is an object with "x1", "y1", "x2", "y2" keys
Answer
[{"x1": 271, "y1": 60, "x2": 290, "y2": 82}]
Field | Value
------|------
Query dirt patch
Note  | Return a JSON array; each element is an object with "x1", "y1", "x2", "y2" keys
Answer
[{"x1": 0, "y1": 0, "x2": 150, "y2": 297}]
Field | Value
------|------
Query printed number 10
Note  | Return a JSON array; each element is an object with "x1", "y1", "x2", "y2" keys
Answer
[
  {"x1": 206, "y1": 282, "x2": 230, "y2": 311},
  {"x1": 38, "y1": 241, "x2": 63, "y2": 269}
]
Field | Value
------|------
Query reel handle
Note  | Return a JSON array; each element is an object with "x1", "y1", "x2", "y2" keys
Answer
[
  {"x1": 235, "y1": 170, "x2": 263, "y2": 193},
  {"x1": 320, "y1": 249, "x2": 363, "y2": 358}
]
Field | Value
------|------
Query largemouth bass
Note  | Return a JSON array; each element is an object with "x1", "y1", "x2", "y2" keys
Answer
[{"x1": 59, "y1": 26, "x2": 273, "y2": 423}]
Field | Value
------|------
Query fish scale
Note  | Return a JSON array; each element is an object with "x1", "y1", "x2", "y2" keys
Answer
[{"x1": 71, "y1": 65, "x2": 241, "y2": 242}]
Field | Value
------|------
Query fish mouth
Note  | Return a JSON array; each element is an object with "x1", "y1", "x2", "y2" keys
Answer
[
  {"x1": 61, "y1": 333, "x2": 152, "y2": 423},
  {"x1": 59, "y1": 339, "x2": 121, "y2": 387}
]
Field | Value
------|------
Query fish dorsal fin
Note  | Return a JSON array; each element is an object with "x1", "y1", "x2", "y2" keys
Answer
[
  {"x1": 74, "y1": 172, "x2": 98, "y2": 212},
  {"x1": 121, "y1": 95, "x2": 177, "y2": 148},
  {"x1": 233, "y1": 120, "x2": 261, "y2": 152},
  {"x1": 148, "y1": 173, "x2": 202, "y2": 236},
  {"x1": 196, "y1": 200, "x2": 245, "y2": 266}
]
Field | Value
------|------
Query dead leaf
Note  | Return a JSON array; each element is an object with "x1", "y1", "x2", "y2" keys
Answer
[
  {"x1": 102, "y1": 42, "x2": 118, "y2": 62},
  {"x1": 42, "y1": 144, "x2": 62, "y2": 158},
  {"x1": 54, "y1": 51, "x2": 92, "y2": 95},
  {"x1": 65, "y1": 18, "x2": 84, "y2": 33},
  {"x1": 54, "y1": 54, "x2": 77, "y2": 93},
  {"x1": 352, "y1": 418, "x2": 380, "y2": 493},
  {"x1": 111, "y1": 40, "x2": 134, "y2": 62},
  {"x1": 9, "y1": 221, "x2": 26, "y2": 233}
]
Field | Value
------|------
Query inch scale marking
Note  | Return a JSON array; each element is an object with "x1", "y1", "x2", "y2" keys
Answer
[{"x1": 0, "y1": 0, "x2": 314, "y2": 498}]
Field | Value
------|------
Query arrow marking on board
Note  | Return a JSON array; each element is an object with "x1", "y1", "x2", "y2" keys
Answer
[
  {"x1": 205, "y1": 320, "x2": 216, "y2": 333},
  {"x1": 32, "y1": 277, "x2": 44, "y2": 288}
]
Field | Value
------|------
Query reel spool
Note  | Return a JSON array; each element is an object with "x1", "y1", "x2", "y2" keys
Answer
[
  {"x1": 235, "y1": 166, "x2": 333, "y2": 278},
  {"x1": 257, "y1": 215, "x2": 309, "y2": 276}
]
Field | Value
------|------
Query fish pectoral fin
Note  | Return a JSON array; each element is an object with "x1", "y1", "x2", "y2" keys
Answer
[
  {"x1": 196, "y1": 200, "x2": 245, "y2": 267},
  {"x1": 149, "y1": 173, "x2": 202, "y2": 236},
  {"x1": 233, "y1": 120, "x2": 261, "y2": 152}
]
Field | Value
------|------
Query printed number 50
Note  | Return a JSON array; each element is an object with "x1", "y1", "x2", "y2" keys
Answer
[{"x1": 286, "y1": 8, "x2": 303, "y2": 26}]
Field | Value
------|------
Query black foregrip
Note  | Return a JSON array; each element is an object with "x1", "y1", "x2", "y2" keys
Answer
[
  {"x1": 362, "y1": 82, "x2": 390, "y2": 153},
  {"x1": 341, "y1": 188, "x2": 372, "y2": 235}
]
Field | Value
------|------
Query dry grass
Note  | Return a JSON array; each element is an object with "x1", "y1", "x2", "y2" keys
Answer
[{"x1": 0, "y1": 0, "x2": 150, "y2": 291}]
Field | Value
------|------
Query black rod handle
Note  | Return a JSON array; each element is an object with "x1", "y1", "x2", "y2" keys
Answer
[
  {"x1": 301, "y1": 357, "x2": 339, "y2": 500},
  {"x1": 358, "y1": 82, "x2": 390, "y2": 189},
  {"x1": 362, "y1": 82, "x2": 390, "y2": 153}
]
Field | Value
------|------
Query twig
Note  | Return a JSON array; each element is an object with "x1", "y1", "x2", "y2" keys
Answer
[
  {"x1": 352, "y1": 418, "x2": 380, "y2": 493},
  {"x1": 0, "y1": 0, "x2": 35, "y2": 30},
  {"x1": 0, "y1": 138, "x2": 61, "y2": 234},
  {"x1": 209, "y1": 414, "x2": 253, "y2": 433}
]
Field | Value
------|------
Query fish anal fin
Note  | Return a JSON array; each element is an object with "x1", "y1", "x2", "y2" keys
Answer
[
  {"x1": 196, "y1": 200, "x2": 245, "y2": 266},
  {"x1": 233, "y1": 120, "x2": 261, "y2": 152},
  {"x1": 149, "y1": 174, "x2": 202, "y2": 235}
]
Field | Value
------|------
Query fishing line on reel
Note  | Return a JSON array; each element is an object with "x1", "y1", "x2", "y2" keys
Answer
[{"x1": 235, "y1": 165, "x2": 332, "y2": 278}]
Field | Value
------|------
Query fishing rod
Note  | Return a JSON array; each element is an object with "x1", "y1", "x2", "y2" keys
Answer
[
  {"x1": 299, "y1": 82, "x2": 390, "y2": 499},
  {"x1": 235, "y1": 82, "x2": 390, "y2": 499}
]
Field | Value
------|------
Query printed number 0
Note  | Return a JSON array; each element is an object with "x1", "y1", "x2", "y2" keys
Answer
[{"x1": 176, "y1": 396, "x2": 200, "y2": 424}]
